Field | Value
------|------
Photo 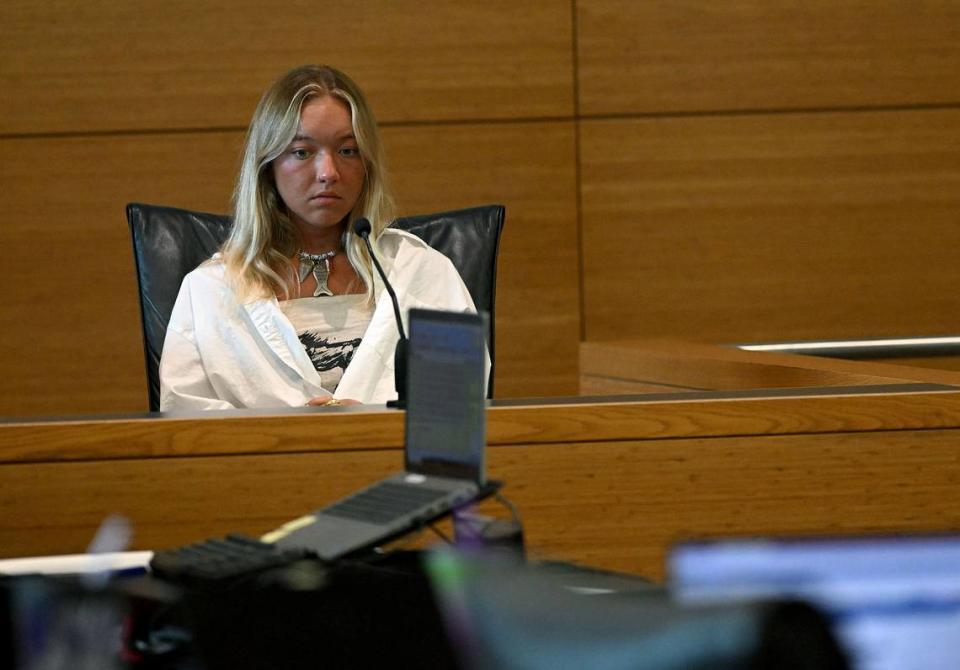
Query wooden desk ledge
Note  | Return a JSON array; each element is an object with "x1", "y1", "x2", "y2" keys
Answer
[{"x1": 3, "y1": 384, "x2": 960, "y2": 466}]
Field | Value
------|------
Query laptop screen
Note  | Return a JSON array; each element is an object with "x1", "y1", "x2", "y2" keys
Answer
[
  {"x1": 669, "y1": 534, "x2": 960, "y2": 670},
  {"x1": 404, "y1": 309, "x2": 486, "y2": 483}
]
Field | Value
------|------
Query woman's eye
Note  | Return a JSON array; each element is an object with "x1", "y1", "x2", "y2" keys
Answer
[
  {"x1": 291, "y1": 148, "x2": 310, "y2": 159},
  {"x1": 340, "y1": 146, "x2": 360, "y2": 157}
]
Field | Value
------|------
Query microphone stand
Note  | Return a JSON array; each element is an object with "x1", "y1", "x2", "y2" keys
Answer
[{"x1": 354, "y1": 218, "x2": 407, "y2": 409}]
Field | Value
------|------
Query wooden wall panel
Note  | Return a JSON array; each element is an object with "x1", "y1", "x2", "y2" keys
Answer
[
  {"x1": 6, "y1": 0, "x2": 960, "y2": 416},
  {"x1": 0, "y1": 132, "x2": 242, "y2": 417},
  {"x1": 580, "y1": 108, "x2": 960, "y2": 343},
  {"x1": 0, "y1": 0, "x2": 572, "y2": 135},
  {"x1": 385, "y1": 122, "x2": 581, "y2": 398},
  {"x1": 577, "y1": 0, "x2": 960, "y2": 116}
]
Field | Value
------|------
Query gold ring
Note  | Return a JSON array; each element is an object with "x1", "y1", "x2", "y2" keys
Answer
[{"x1": 326, "y1": 398, "x2": 342, "y2": 406}]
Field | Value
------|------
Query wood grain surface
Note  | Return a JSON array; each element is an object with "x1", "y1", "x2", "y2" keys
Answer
[
  {"x1": 5, "y1": 386, "x2": 960, "y2": 465},
  {"x1": 0, "y1": 0, "x2": 573, "y2": 135},
  {"x1": 3, "y1": 0, "x2": 959, "y2": 421},
  {"x1": 513, "y1": 429, "x2": 960, "y2": 578},
  {"x1": 580, "y1": 108, "x2": 960, "y2": 343},
  {"x1": 876, "y1": 356, "x2": 960, "y2": 373},
  {"x1": 4, "y1": 405, "x2": 960, "y2": 579},
  {"x1": 385, "y1": 121, "x2": 581, "y2": 398},
  {"x1": 0, "y1": 131, "x2": 242, "y2": 417},
  {"x1": 577, "y1": 0, "x2": 960, "y2": 115},
  {"x1": 580, "y1": 340, "x2": 960, "y2": 394},
  {"x1": 3, "y1": 384, "x2": 960, "y2": 577}
]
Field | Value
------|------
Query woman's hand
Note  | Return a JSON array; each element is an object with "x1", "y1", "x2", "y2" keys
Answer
[{"x1": 305, "y1": 396, "x2": 361, "y2": 407}]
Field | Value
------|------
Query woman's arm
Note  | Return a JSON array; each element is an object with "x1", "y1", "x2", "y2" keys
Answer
[
  {"x1": 158, "y1": 275, "x2": 236, "y2": 411},
  {"x1": 159, "y1": 326, "x2": 236, "y2": 411}
]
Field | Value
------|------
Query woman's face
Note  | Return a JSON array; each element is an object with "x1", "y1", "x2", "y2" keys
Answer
[{"x1": 272, "y1": 95, "x2": 365, "y2": 242}]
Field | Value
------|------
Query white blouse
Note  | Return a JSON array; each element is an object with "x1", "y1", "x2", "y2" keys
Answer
[{"x1": 159, "y1": 228, "x2": 487, "y2": 410}]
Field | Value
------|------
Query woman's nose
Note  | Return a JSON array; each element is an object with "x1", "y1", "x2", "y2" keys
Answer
[{"x1": 315, "y1": 152, "x2": 339, "y2": 183}]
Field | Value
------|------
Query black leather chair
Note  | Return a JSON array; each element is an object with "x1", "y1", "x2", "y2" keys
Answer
[{"x1": 127, "y1": 203, "x2": 505, "y2": 411}]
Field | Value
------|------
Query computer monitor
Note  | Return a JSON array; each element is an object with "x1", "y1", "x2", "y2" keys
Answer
[{"x1": 670, "y1": 534, "x2": 960, "y2": 670}]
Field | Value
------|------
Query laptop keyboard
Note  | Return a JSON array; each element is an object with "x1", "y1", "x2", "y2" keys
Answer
[{"x1": 323, "y1": 482, "x2": 451, "y2": 525}]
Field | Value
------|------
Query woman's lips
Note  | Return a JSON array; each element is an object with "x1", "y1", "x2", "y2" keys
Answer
[{"x1": 310, "y1": 192, "x2": 340, "y2": 201}]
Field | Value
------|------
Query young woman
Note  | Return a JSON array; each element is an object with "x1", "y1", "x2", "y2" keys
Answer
[{"x1": 159, "y1": 65, "x2": 480, "y2": 410}]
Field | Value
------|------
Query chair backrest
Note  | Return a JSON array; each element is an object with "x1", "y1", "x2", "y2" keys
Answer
[{"x1": 127, "y1": 202, "x2": 505, "y2": 411}]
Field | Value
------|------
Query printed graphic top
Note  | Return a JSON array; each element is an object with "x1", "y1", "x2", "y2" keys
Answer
[{"x1": 280, "y1": 294, "x2": 373, "y2": 393}]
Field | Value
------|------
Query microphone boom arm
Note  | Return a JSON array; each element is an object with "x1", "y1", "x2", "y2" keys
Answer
[{"x1": 354, "y1": 218, "x2": 408, "y2": 408}]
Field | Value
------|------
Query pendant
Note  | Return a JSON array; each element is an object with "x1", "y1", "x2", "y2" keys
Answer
[
  {"x1": 298, "y1": 258, "x2": 333, "y2": 297},
  {"x1": 297, "y1": 250, "x2": 337, "y2": 297}
]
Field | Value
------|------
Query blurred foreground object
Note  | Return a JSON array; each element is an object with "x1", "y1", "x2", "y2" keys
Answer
[
  {"x1": 671, "y1": 534, "x2": 960, "y2": 670},
  {"x1": 428, "y1": 549, "x2": 848, "y2": 670}
]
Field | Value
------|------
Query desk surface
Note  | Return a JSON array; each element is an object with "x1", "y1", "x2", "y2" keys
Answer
[{"x1": 580, "y1": 338, "x2": 960, "y2": 394}]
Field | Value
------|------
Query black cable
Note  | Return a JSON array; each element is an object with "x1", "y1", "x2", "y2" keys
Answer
[
  {"x1": 494, "y1": 492, "x2": 521, "y2": 524},
  {"x1": 427, "y1": 523, "x2": 453, "y2": 545}
]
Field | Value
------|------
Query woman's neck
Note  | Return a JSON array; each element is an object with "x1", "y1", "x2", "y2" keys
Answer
[{"x1": 297, "y1": 221, "x2": 346, "y2": 254}]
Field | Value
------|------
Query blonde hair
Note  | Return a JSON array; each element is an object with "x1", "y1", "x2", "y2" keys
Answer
[{"x1": 222, "y1": 64, "x2": 395, "y2": 303}]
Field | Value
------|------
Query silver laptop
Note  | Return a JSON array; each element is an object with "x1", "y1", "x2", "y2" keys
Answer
[{"x1": 269, "y1": 308, "x2": 490, "y2": 561}]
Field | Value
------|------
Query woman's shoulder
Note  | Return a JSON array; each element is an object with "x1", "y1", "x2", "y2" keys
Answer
[
  {"x1": 378, "y1": 226, "x2": 426, "y2": 249},
  {"x1": 180, "y1": 256, "x2": 229, "y2": 290},
  {"x1": 378, "y1": 227, "x2": 451, "y2": 267}
]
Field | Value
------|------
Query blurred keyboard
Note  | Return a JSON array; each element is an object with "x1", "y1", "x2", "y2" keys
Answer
[{"x1": 149, "y1": 534, "x2": 308, "y2": 589}]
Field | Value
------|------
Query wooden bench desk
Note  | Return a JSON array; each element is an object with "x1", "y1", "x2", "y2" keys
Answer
[{"x1": 3, "y1": 345, "x2": 960, "y2": 580}]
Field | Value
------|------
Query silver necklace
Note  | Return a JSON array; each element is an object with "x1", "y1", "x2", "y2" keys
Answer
[{"x1": 297, "y1": 250, "x2": 337, "y2": 297}]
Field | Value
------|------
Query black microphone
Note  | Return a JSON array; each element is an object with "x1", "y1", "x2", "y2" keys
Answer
[{"x1": 353, "y1": 217, "x2": 407, "y2": 408}]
